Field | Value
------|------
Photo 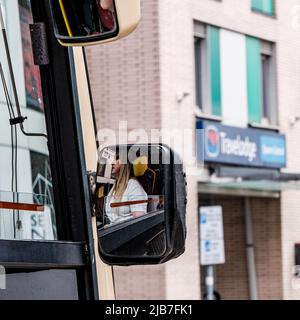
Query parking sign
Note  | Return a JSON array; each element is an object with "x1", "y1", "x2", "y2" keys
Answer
[{"x1": 200, "y1": 206, "x2": 225, "y2": 265}]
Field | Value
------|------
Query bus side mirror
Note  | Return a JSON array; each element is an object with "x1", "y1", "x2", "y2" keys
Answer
[
  {"x1": 49, "y1": 0, "x2": 140, "y2": 47},
  {"x1": 95, "y1": 144, "x2": 187, "y2": 265}
]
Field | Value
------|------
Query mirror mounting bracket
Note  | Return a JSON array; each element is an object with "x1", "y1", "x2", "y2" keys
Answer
[
  {"x1": 87, "y1": 171, "x2": 97, "y2": 217},
  {"x1": 30, "y1": 22, "x2": 50, "y2": 66}
]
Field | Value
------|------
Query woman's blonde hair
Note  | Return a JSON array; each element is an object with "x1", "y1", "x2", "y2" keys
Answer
[{"x1": 110, "y1": 163, "x2": 134, "y2": 199}]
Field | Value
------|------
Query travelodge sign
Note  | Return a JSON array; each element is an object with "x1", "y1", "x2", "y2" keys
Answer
[{"x1": 196, "y1": 120, "x2": 286, "y2": 169}]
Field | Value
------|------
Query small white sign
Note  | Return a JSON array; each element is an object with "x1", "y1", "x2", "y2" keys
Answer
[
  {"x1": 200, "y1": 239, "x2": 225, "y2": 266},
  {"x1": 200, "y1": 206, "x2": 225, "y2": 265},
  {"x1": 200, "y1": 206, "x2": 224, "y2": 240},
  {"x1": 102, "y1": 148, "x2": 116, "y2": 161}
]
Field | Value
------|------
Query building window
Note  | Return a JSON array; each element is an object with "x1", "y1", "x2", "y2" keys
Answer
[
  {"x1": 194, "y1": 22, "x2": 206, "y2": 111},
  {"x1": 194, "y1": 22, "x2": 222, "y2": 117},
  {"x1": 194, "y1": 24, "x2": 277, "y2": 126},
  {"x1": 261, "y1": 54, "x2": 271, "y2": 121},
  {"x1": 251, "y1": 0, "x2": 274, "y2": 16},
  {"x1": 194, "y1": 37, "x2": 203, "y2": 109},
  {"x1": 246, "y1": 37, "x2": 277, "y2": 126},
  {"x1": 208, "y1": 26, "x2": 222, "y2": 117},
  {"x1": 0, "y1": 0, "x2": 56, "y2": 240}
]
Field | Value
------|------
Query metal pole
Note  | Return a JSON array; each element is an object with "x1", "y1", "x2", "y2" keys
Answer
[
  {"x1": 205, "y1": 265, "x2": 215, "y2": 300},
  {"x1": 244, "y1": 197, "x2": 258, "y2": 300}
]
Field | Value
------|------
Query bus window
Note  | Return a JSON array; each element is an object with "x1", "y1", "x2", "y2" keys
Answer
[{"x1": 0, "y1": 0, "x2": 57, "y2": 240}]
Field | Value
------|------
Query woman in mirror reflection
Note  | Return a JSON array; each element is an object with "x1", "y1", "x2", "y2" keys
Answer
[{"x1": 104, "y1": 156, "x2": 148, "y2": 225}]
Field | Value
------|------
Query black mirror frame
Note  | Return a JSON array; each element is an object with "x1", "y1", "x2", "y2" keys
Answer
[{"x1": 97, "y1": 143, "x2": 177, "y2": 266}]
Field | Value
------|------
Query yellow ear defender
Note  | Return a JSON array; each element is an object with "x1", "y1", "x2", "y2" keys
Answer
[
  {"x1": 133, "y1": 156, "x2": 156, "y2": 194},
  {"x1": 133, "y1": 156, "x2": 148, "y2": 177}
]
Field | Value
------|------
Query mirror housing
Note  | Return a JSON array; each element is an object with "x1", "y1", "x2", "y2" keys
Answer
[
  {"x1": 95, "y1": 144, "x2": 187, "y2": 265},
  {"x1": 49, "y1": 0, "x2": 141, "y2": 47}
]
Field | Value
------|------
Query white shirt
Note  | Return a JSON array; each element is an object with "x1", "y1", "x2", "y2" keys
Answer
[{"x1": 105, "y1": 179, "x2": 148, "y2": 225}]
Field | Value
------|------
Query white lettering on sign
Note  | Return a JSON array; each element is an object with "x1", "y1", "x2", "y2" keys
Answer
[
  {"x1": 31, "y1": 207, "x2": 54, "y2": 240},
  {"x1": 262, "y1": 145, "x2": 285, "y2": 157},
  {"x1": 220, "y1": 132, "x2": 257, "y2": 162}
]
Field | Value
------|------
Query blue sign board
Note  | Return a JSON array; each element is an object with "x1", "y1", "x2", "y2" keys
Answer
[{"x1": 196, "y1": 120, "x2": 286, "y2": 169}]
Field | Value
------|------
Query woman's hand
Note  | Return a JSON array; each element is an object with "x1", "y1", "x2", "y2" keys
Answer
[
  {"x1": 101, "y1": 0, "x2": 114, "y2": 10},
  {"x1": 132, "y1": 211, "x2": 145, "y2": 219}
]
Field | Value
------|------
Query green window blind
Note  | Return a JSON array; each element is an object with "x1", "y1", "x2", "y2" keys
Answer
[
  {"x1": 246, "y1": 36, "x2": 263, "y2": 123},
  {"x1": 252, "y1": 0, "x2": 274, "y2": 15},
  {"x1": 208, "y1": 26, "x2": 222, "y2": 116}
]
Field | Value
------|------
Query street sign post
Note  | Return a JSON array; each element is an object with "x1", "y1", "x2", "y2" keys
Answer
[{"x1": 200, "y1": 206, "x2": 225, "y2": 300}]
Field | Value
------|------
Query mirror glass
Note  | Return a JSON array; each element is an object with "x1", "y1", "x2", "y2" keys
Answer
[
  {"x1": 96, "y1": 145, "x2": 169, "y2": 257},
  {"x1": 50, "y1": 0, "x2": 117, "y2": 41}
]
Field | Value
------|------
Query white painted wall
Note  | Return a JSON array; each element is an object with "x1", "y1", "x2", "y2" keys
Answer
[{"x1": 220, "y1": 29, "x2": 248, "y2": 127}]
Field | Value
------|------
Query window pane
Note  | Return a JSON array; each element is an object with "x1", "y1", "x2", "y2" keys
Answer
[
  {"x1": 246, "y1": 36, "x2": 263, "y2": 123},
  {"x1": 208, "y1": 26, "x2": 222, "y2": 117},
  {"x1": 252, "y1": 0, "x2": 274, "y2": 15},
  {"x1": 194, "y1": 37, "x2": 202, "y2": 108},
  {"x1": 262, "y1": 55, "x2": 269, "y2": 120},
  {"x1": 0, "y1": 0, "x2": 57, "y2": 240}
]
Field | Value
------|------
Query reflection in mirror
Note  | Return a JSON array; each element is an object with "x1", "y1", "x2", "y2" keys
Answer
[
  {"x1": 51, "y1": 0, "x2": 117, "y2": 38},
  {"x1": 96, "y1": 145, "x2": 167, "y2": 257}
]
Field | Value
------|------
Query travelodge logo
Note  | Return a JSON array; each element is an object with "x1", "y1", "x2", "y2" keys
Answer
[
  {"x1": 198, "y1": 120, "x2": 286, "y2": 168},
  {"x1": 205, "y1": 125, "x2": 257, "y2": 162},
  {"x1": 206, "y1": 125, "x2": 220, "y2": 158}
]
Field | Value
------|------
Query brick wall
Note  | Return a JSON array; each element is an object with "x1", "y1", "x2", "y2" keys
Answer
[
  {"x1": 281, "y1": 192, "x2": 300, "y2": 300},
  {"x1": 86, "y1": 0, "x2": 161, "y2": 135},
  {"x1": 199, "y1": 196, "x2": 282, "y2": 300},
  {"x1": 113, "y1": 265, "x2": 165, "y2": 300},
  {"x1": 252, "y1": 198, "x2": 283, "y2": 300}
]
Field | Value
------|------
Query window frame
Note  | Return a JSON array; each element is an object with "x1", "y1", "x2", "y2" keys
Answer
[
  {"x1": 247, "y1": 36, "x2": 278, "y2": 129},
  {"x1": 258, "y1": 41, "x2": 278, "y2": 127},
  {"x1": 194, "y1": 36, "x2": 203, "y2": 109},
  {"x1": 251, "y1": 0, "x2": 276, "y2": 18},
  {"x1": 194, "y1": 22, "x2": 221, "y2": 119},
  {"x1": 261, "y1": 54, "x2": 271, "y2": 121}
]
